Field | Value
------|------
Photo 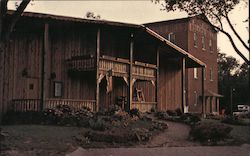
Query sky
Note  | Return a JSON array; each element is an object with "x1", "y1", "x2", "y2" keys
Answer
[{"x1": 8, "y1": 0, "x2": 249, "y2": 64}]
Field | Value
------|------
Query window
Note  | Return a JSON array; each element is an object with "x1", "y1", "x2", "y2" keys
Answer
[
  {"x1": 209, "y1": 39, "x2": 212, "y2": 52},
  {"x1": 194, "y1": 91, "x2": 198, "y2": 106},
  {"x1": 194, "y1": 68, "x2": 198, "y2": 79},
  {"x1": 204, "y1": 68, "x2": 206, "y2": 80},
  {"x1": 168, "y1": 32, "x2": 175, "y2": 43},
  {"x1": 54, "y1": 82, "x2": 63, "y2": 97},
  {"x1": 194, "y1": 32, "x2": 197, "y2": 47},
  {"x1": 202, "y1": 35, "x2": 205, "y2": 50},
  {"x1": 209, "y1": 68, "x2": 213, "y2": 81}
]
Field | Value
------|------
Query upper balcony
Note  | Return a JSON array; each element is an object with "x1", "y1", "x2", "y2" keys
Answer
[{"x1": 66, "y1": 55, "x2": 156, "y2": 81}]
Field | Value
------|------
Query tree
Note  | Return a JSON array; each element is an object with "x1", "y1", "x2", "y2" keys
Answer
[
  {"x1": 85, "y1": 11, "x2": 101, "y2": 20},
  {"x1": 154, "y1": 0, "x2": 249, "y2": 65},
  {"x1": 0, "y1": 0, "x2": 31, "y2": 42},
  {"x1": 218, "y1": 52, "x2": 249, "y2": 113},
  {"x1": 0, "y1": 0, "x2": 30, "y2": 119}
]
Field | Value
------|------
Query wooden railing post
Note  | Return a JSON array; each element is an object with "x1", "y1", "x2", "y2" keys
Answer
[{"x1": 95, "y1": 28, "x2": 100, "y2": 112}]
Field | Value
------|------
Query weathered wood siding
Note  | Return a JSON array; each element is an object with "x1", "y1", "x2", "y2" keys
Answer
[
  {"x1": 159, "y1": 58, "x2": 182, "y2": 111},
  {"x1": 1, "y1": 29, "x2": 43, "y2": 113},
  {"x1": 49, "y1": 25, "x2": 96, "y2": 100}
]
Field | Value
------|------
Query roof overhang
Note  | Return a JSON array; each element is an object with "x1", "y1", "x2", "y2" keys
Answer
[{"x1": 144, "y1": 27, "x2": 206, "y2": 68}]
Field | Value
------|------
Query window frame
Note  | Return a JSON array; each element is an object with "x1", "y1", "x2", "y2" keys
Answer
[
  {"x1": 193, "y1": 32, "x2": 198, "y2": 48},
  {"x1": 54, "y1": 81, "x2": 63, "y2": 97},
  {"x1": 194, "y1": 68, "x2": 198, "y2": 79}
]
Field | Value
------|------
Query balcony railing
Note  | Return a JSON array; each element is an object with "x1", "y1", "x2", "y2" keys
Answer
[
  {"x1": 11, "y1": 98, "x2": 95, "y2": 112},
  {"x1": 66, "y1": 55, "x2": 157, "y2": 80},
  {"x1": 99, "y1": 56, "x2": 129, "y2": 77},
  {"x1": 66, "y1": 55, "x2": 95, "y2": 72}
]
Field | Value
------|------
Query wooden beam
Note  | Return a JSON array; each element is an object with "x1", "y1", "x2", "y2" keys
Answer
[
  {"x1": 156, "y1": 45, "x2": 160, "y2": 111},
  {"x1": 41, "y1": 22, "x2": 49, "y2": 111},
  {"x1": 95, "y1": 28, "x2": 100, "y2": 112},
  {"x1": 128, "y1": 33, "x2": 134, "y2": 111},
  {"x1": 181, "y1": 57, "x2": 185, "y2": 113},
  {"x1": 201, "y1": 67, "x2": 205, "y2": 117}
]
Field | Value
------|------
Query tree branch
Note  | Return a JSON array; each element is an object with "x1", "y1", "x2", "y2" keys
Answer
[
  {"x1": 203, "y1": 17, "x2": 249, "y2": 64},
  {"x1": 225, "y1": 15, "x2": 250, "y2": 51},
  {"x1": 0, "y1": 0, "x2": 8, "y2": 41},
  {"x1": 5, "y1": 0, "x2": 30, "y2": 40}
]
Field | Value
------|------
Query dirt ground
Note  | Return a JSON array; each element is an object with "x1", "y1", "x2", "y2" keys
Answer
[{"x1": 1, "y1": 118, "x2": 249, "y2": 156}]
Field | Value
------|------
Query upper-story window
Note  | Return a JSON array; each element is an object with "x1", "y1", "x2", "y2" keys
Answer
[
  {"x1": 194, "y1": 68, "x2": 198, "y2": 79},
  {"x1": 168, "y1": 32, "x2": 176, "y2": 43},
  {"x1": 204, "y1": 67, "x2": 206, "y2": 80},
  {"x1": 194, "y1": 32, "x2": 197, "y2": 47},
  {"x1": 209, "y1": 39, "x2": 213, "y2": 52},
  {"x1": 202, "y1": 35, "x2": 206, "y2": 50},
  {"x1": 209, "y1": 68, "x2": 213, "y2": 81},
  {"x1": 194, "y1": 91, "x2": 198, "y2": 106}
]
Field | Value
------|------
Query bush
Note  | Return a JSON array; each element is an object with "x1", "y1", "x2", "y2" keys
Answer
[
  {"x1": 221, "y1": 115, "x2": 249, "y2": 126},
  {"x1": 180, "y1": 113, "x2": 201, "y2": 125},
  {"x1": 129, "y1": 108, "x2": 141, "y2": 118},
  {"x1": 190, "y1": 122, "x2": 232, "y2": 142},
  {"x1": 89, "y1": 117, "x2": 106, "y2": 131}
]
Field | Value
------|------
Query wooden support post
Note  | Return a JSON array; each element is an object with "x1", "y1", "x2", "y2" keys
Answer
[
  {"x1": 181, "y1": 57, "x2": 186, "y2": 113},
  {"x1": 201, "y1": 67, "x2": 205, "y2": 117},
  {"x1": 95, "y1": 28, "x2": 100, "y2": 112},
  {"x1": 156, "y1": 46, "x2": 160, "y2": 111},
  {"x1": 128, "y1": 33, "x2": 134, "y2": 111},
  {"x1": 41, "y1": 22, "x2": 49, "y2": 111}
]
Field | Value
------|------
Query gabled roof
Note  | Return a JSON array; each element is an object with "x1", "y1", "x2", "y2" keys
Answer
[{"x1": 144, "y1": 15, "x2": 217, "y2": 33}]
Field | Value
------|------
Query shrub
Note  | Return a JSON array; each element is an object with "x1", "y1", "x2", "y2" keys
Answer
[
  {"x1": 190, "y1": 122, "x2": 232, "y2": 142},
  {"x1": 130, "y1": 108, "x2": 141, "y2": 118},
  {"x1": 89, "y1": 117, "x2": 106, "y2": 131},
  {"x1": 180, "y1": 113, "x2": 201, "y2": 125},
  {"x1": 166, "y1": 110, "x2": 177, "y2": 116},
  {"x1": 221, "y1": 115, "x2": 249, "y2": 126}
]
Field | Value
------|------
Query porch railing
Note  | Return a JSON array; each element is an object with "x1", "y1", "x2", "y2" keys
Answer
[
  {"x1": 131, "y1": 101, "x2": 157, "y2": 112},
  {"x1": 99, "y1": 57, "x2": 129, "y2": 77},
  {"x1": 11, "y1": 99, "x2": 95, "y2": 112}
]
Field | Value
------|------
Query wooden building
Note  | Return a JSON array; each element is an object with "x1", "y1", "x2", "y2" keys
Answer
[
  {"x1": 145, "y1": 17, "x2": 222, "y2": 114},
  {"x1": 0, "y1": 12, "x2": 205, "y2": 117}
]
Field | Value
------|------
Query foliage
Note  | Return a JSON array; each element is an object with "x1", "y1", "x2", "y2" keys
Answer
[
  {"x1": 85, "y1": 11, "x2": 101, "y2": 20},
  {"x1": 221, "y1": 115, "x2": 250, "y2": 126},
  {"x1": 190, "y1": 122, "x2": 232, "y2": 142},
  {"x1": 218, "y1": 52, "x2": 249, "y2": 113},
  {"x1": 154, "y1": 0, "x2": 249, "y2": 64}
]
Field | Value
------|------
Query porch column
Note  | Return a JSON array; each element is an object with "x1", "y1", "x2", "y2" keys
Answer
[
  {"x1": 128, "y1": 33, "x2": 134, "y2": 110},
  {"x1": 41, "y1": 22, "x2": 49, "y2": 111},
  {"x1": 181, "y1": 57, "x2": 185, "y2": 113},
  {"x1": 210, "y1": 97, "x2": 213, "y2": 113},
  {"x1": 201, "y1": 67, "x2": 205, "y2": 117},
  {"x1": 156, "y1": 46, "x2": 160, "y2": 110},
  {"x1": 95, "y1": 28, "x2": 100, "y2": 112},
  {"x1": 216, "y1": 98, "x2": 220, "y2": 113}
]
